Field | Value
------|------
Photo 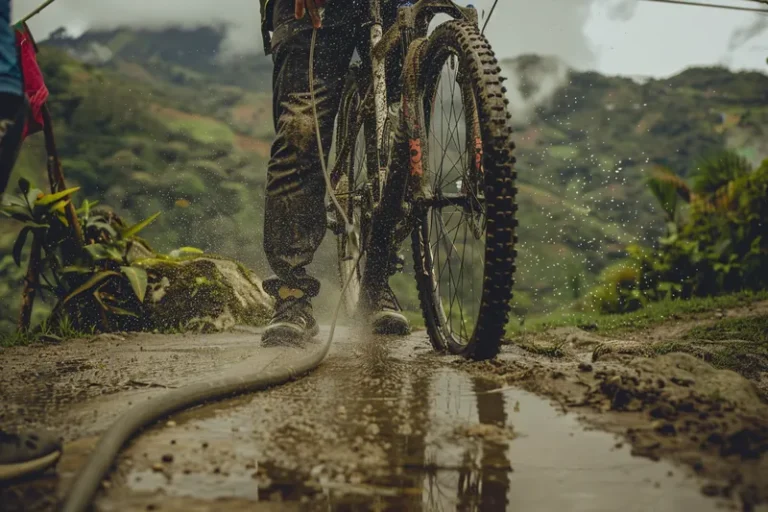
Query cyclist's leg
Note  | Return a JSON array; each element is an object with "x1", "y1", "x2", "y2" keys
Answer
[
  {"x1": 0, "y1": 0, "x2": 26, "y2": 197},
  {"x1": 263, "y1": 26, "x2": 359, "y2": 301}
]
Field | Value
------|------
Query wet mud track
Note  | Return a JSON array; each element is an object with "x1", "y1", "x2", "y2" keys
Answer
[{"x1": 1, "y1": 327, "x2": 765, "y2": 511}]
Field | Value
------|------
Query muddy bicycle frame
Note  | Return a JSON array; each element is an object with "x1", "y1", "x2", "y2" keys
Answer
[{"x1": 328, "y1": 0, "x2": 480, "y2": 294}]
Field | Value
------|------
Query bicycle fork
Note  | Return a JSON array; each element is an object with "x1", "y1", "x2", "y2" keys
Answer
[{"x1": 359, "y1": 30, "x2": 427, "y2": 309}]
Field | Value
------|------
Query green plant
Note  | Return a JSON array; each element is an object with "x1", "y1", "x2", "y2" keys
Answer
[
  {"x1": 1, "y1": 178, "x2": 161, "y2": 333},
  {"x1": 587, "y1": 261, "x2": 645, "y2": 314},
  {"x1": 637, "y1": 154, "x2": 768, "y2": 301},
  {"x1": 690, "y1": 151, "x2": 752, "y2": 196}
]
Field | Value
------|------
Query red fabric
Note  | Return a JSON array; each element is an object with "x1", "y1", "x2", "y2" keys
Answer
[{"x1": 15, "y1": 24, "x2": 49, "y2": 140}]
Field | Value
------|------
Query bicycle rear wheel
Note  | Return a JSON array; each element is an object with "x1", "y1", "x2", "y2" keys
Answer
[{"x1": 412, "y1": 20, "x2": 517, "y2": 360}]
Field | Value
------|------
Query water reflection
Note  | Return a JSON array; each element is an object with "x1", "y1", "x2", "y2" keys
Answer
[{"x1": 333, "y1": 337, "x2": 514, "y2": 510}]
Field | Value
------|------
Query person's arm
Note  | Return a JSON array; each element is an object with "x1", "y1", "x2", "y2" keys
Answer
[{"x1": 295, "y1": 0, "x2": 327, "y2": 28}]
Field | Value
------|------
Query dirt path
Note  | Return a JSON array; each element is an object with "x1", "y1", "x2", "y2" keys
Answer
[{"x1": 1, "y1": 308, "x2": 767, "y2": 511}]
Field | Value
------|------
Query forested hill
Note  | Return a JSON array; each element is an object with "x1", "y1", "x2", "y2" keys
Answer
[{"x1": 1, "y1": 26, "x2": 766, "y2": 330}]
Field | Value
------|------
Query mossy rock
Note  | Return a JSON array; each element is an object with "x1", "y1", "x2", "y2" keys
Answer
[{"x1": 137, "y1": 256, "x2": 273, "y2": 332}]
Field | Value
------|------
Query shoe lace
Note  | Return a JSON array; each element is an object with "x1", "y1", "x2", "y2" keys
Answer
[{"x1": 271, "y1": 298, "x2": 311, "y2": 323}]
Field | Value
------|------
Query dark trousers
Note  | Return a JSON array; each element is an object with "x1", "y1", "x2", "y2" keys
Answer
[{"x1": 263, "y1": 26, "x2": 361, "y2": 299}]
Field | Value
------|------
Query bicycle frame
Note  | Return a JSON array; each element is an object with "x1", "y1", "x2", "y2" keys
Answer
[
  {"x1": 365, "y1": 0, "x2": 477, "y2": 179},
  {"x1": 351, "y1": 0, "x2": 479, "y2": 300}
]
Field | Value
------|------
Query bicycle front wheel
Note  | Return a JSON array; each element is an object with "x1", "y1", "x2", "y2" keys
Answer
[{"x1": 412, "y1": 20, "x2": 518, "y2": 360}]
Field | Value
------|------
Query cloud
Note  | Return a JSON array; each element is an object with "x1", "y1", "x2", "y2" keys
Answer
[
  {"x1": 13, "y1": 0, "x2": 768, "y2": 74},
  {"x1": 14, "y1": 0, "x2": 263, "y2": 54},
  {"x1": 728, "y1": 14, "x2": 768, "y2": 53},
  {"x1": 15, "y1": 0, "x2": 616, "y2": 66},
  {"x1": 500, "y1": 55, "x2": 571, "y2": 125},
  {"x1": 602, "y1": 0, "x2": 639, "y2": 21}
]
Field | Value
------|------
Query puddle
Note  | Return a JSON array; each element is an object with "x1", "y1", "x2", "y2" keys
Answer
[
  {"x1": 129, "y1": 470, "x2": 263, "y2": 501},
  {"x1": 418, "y1": 370, "x2": 720, "y2": 511},
  {"x1": 116, "y1": 336, "x2": 725, "y2": 511}
]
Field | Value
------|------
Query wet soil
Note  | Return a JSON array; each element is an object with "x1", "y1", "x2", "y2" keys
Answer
[{"x1": 1, "y1": 304, "x2": 767, "y2": 511}]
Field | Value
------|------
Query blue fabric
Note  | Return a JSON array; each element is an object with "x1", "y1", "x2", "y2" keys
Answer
[{"x1": 0, "y1": 0, "x2": 22, "y2": 96}]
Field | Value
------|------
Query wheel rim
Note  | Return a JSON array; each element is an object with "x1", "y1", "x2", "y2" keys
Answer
[{"x1": 424, "y1": 53, "x2": 487, "y2": 347}]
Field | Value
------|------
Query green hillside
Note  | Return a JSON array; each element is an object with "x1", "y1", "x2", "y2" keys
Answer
[{"x1": 1, "y1": 27, "x2": 766, "y2": 334}]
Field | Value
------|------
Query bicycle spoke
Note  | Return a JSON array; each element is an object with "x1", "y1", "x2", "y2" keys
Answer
[{"x1": 422, "y1": 45, "x2": 489, "y2": 346}]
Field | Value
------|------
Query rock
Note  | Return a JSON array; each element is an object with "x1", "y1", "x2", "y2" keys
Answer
[
  {"x1": 650, "y1": 403, "x2": 677, "y2": 420},
  {"x1": 139, "y1": 256, "x2": 273, "y2": 332}
]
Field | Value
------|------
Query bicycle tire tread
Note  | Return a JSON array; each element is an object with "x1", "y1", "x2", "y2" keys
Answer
[{"x1": 414, "y1": 20, "x2": 518, "y2": 360}]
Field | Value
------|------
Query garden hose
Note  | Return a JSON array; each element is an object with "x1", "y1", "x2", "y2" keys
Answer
[{"x1": 60, "y1": 28, "x2": 362, "y2": 512}]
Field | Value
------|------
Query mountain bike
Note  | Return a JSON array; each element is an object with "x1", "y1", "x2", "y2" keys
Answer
[{"x1": 328, "y1": 0, "x2": 517, "y2": 360}]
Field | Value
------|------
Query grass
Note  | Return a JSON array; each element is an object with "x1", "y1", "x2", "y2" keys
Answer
[
  {"x1": 508, "y1": 290, "x2": 768, "y2": 336},
  {"x1": 683, "y1": 315, "x2": 768, "y2": 342},
  {"x1": 651, "y1": 315, "x2": 768, "y2": 379},
  {"x1": 0, "y1": 316, "x2": 94, "y2": 348}
]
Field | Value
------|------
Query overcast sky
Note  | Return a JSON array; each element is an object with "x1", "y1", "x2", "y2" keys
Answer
[{"x1": 12, "y1": 0, "x2": 768, "y2": 77}]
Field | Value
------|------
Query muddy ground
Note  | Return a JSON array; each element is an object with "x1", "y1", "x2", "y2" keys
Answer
[{"x1": 1, "y1": 301, "x2": 767, "y2": 511}]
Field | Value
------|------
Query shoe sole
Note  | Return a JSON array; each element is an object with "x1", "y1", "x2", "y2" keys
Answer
[
  {"x1": 371, "y1": 312, "x2": 411, "y2": 336},
  {"x1": 262, "y1": 323, "x2": 320, "y2": 347},
  {"x1": 0, "y1": 450, "x2": 62, "y2": 482}
]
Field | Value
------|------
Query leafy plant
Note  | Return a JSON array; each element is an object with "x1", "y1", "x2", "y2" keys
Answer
[
  {"x1": 586, "y1": 152, "x2": 768, "y2": 314},
  {"x1": 1, "y1": 178, "x2": 161, "y2": 333},
  {"x1": 690, "y1": 151, "x2": 752, "y2": 196}
]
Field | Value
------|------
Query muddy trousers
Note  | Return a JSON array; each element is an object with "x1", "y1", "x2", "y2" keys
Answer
[{"x1": 263, "y1": 27, "x2": 361, "y2": 299}]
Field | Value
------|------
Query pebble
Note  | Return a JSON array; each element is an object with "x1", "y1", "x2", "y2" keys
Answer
[
  {"x1": 578, "y1": 362, "x2": 593, "y2": 372},
  {"x1": 161, "y1": 453, "x2": 174, "y2": 463},
  {"x1": 649, "y1": 403, "x2": 677, "y2": 420},
  {"x1": 166, "y1": 421, "x2": 177, "y2": 428}
]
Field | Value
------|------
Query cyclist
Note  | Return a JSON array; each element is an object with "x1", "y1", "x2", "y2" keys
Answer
[
  {"x1": 0, "y1": 0, "x2": 63, "y2": 481},
  {"x1": 259, "y1": 0, "x2": 411, "y2": 345}
]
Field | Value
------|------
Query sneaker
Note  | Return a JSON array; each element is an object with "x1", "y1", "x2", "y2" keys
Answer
[
  {"x1": 0, "y1": 429, "x2": 63, "y2": 482},
  {"x1": 369, "y1": 283, "x2": 411, "y2": 336},
  {"x1": 262, "y1": 291, "x2": 319, "y2": 347}
]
